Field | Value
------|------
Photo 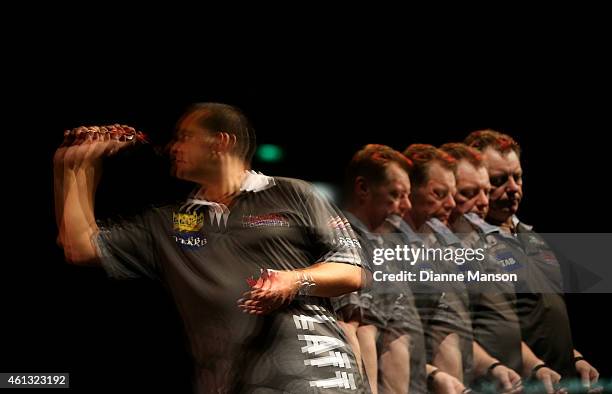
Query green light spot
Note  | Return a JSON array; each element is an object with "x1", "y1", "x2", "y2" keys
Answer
[{"x1": 257, "y1": 144, "x2": 284, "y2": 163}]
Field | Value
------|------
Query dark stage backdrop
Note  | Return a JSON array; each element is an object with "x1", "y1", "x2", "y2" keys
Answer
[{"x1": 3, "y1": 70, "x2": 611, "y2": 392}]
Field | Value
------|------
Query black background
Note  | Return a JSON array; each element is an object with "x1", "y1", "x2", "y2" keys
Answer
[{"x1": 3, "y1": 39, "x2": 611, "y2": 392}]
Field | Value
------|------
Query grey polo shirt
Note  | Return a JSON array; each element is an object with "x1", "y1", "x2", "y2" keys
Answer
[{"x1": 95, "y1": 172, "x2": 369, "y2": 393}]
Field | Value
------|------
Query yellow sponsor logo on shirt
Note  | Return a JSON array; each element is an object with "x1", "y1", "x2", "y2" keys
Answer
[{"x1": 173, "y1": 211, "x2": 204, "y2": 232}]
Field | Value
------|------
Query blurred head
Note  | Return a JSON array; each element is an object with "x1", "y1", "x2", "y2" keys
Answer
[
  {"x1": 440, "y1": 143, "x2": 491, "y2": 222},
  {"x1": 169, "y1": 103, "x2": 256, "y2": 183},
  {"x1": 345, "y1": 144, "x2": 412, "y2": 231},
  {"x1": 403, "y1": 144, "x2": 457, "y2": 229},
  {"x1": 465, "y1": 130, "x2": 522, "y2": 224}
]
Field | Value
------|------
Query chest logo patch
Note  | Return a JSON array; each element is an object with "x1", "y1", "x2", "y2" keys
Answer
[
  {"x1": 242, "y1": 213, "x2": 290, "y2": 228},
  {"x1": 173, "y1": 211, "x2": 205, "y2": 232},
  {"x1": 172, "y1": 211, "x2": 207, "y2": 249}
]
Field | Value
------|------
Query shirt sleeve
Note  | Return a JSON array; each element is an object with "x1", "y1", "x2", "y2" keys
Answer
[
  {"x1": 94, "y1": 209, "x2": 161, "y2": 280},
  {"x1": 301, "y1": 187, "x2": 365, "y2": 268}
]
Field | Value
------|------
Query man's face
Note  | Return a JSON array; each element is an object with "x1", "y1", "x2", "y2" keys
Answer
[
  {"x1": 169, "y1": 115, "x2": 217, "y2": 183},
  {"x1": 451, "y1": 159, "x2": 491, "y2": 222},
  {"x1": 408, "y1": 161, "x2": 456, "y2": 228},
  {"x1": 481, "y1": 147, "x2": 523, "y2": 224},
  {"x1": 364, "y1": 162, "x2": 411, "y2": 230}
]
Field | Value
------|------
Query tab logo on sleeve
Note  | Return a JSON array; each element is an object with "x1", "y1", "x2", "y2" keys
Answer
[{"x1": 495, "y1": 250, "x2": 521, "y2": 271}]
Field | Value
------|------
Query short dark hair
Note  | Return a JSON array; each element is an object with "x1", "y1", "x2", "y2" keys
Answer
[
  {"x1": 402, "y1": 144, "x2": 456, "y2": 188},
  {"x1": 179, "y1": 102, "x2": 257, "y2": 164},
  {"x1": 439, "y1": 142, "x2": 483, "y2": 169},
  {"x1": 464, "y1": 129, "x2": 521, "y2": 157},
  {"x1": 345, "y1": 144, "x2": 412, "y2": 197}
]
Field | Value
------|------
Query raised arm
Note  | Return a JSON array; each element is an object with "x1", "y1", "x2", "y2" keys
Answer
[{"x1": 55, "y1": 130, "x2": 133, "y2": 265}]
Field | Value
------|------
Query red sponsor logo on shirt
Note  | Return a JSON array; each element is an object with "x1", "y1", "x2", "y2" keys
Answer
[
  {"x1": 327, "y1": 216, "x2": 350, "y2": 230},
  {"x1": 242, "y1": 213, "x2": 290, "y2": 228}
]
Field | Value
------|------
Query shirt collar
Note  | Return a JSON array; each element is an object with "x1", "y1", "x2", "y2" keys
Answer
[{"x1": 183, "y1": 170, "x2": 276, "y2": 212}]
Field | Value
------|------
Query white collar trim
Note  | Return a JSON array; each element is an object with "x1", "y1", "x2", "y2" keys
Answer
[
  {"x1": 183, "y1": 170, "x2": 275, "y2": 210},
  {"x1": 240, "y1": 170, "x2": 276, "y2": 193}
]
